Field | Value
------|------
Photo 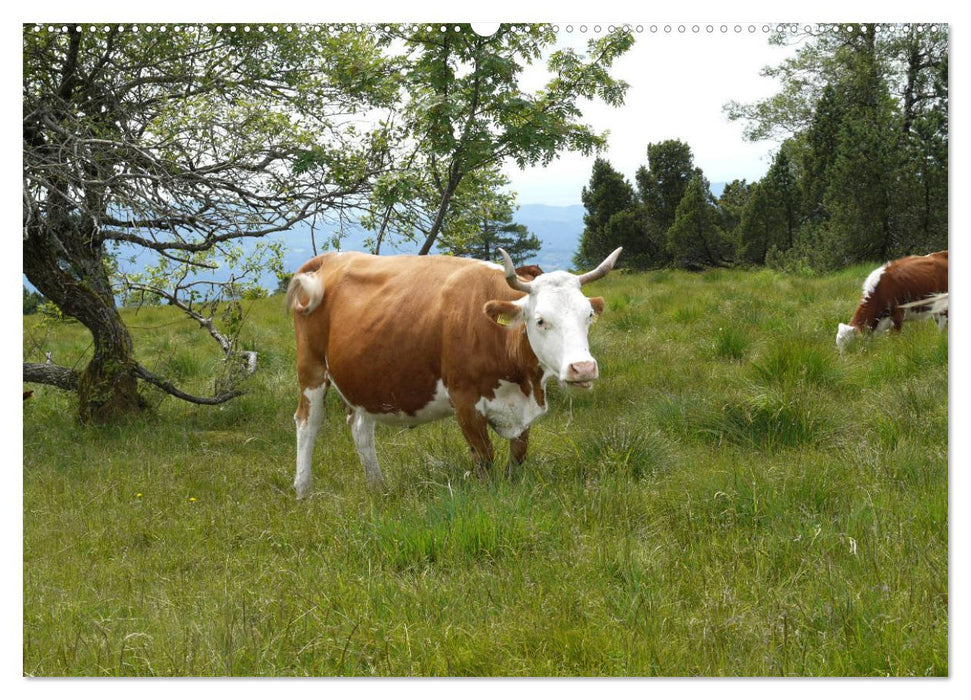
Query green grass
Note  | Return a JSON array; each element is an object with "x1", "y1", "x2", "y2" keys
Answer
[{"x1": 23, "y1": 267, "x2": 947, "y2": 676}]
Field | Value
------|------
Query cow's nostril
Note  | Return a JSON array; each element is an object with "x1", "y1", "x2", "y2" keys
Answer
[{"x1": 568, "y1": 361, "x2": 598, "y2": 380}]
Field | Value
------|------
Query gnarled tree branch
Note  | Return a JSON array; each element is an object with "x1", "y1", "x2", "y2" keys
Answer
[
  {"x1": 123, "y1": 280, "x2": 258, "y2": 375},
  {"x1": 133, "y1": 364, "x2": 241, "y2": 405},
  {"x1": 23, "y1": 362, "x2": 80, "y2": 391}
]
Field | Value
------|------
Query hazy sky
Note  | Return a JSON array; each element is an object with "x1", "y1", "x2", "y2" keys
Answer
[{"x1": 504, "y1": 25, "x2": 800, "y2": 206}]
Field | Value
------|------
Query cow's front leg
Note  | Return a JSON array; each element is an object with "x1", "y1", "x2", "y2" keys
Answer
[
  {"x1": 454, "y1": 401, "x2": 494, "y2": 476},
  {"x1": 507, "y1": 428, "x2": 530, "y2": 479},
  {"x1": 349, "y1": 411, "x2": 385, "y2": 491},
  {"x1": 891, "y1": 307, "x2": 905, "y2": 332}
]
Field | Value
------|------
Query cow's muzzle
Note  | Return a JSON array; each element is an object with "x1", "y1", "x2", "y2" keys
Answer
[{"x1": 564, "y1": 360, "x2": 598, "y2": 389}]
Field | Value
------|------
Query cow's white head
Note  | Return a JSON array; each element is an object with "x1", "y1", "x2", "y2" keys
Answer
[
  {"x1": 836, "y1": 322, "x2": 858, "y2": 354},
  {"x1": 485, "y1": 248, "x2": 622, "y2": 388}
]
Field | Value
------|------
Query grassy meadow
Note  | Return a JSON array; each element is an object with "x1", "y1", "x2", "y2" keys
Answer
[{"x1": 22, "y1": 264, "x2": 948, "y2": 676}]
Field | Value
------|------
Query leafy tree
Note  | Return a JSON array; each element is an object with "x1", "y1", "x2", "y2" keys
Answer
[
  {"x1": 888, "y1": 26, "x2": 948, "y2": 253},
  {"x1": 823, "y1": 35, "x2": 900, "y2": 262},
  {"x1": 574, "y1": 158, "x2": 636, "y2": 268},
  {"x1": 603, "y1": 206, "x2": 662, "y2": 269},
  {"x1": 666, "y1": 175, "x2": 730, "y2": 269},
  {"x1": 365, "y1": 162, "x2": 520, "y2": 256},
  {"x1": 23, "y1": 287, "x2": 44, "y2": 315},
  {"x1": 435, "y1": 166, "x2": 540, "y2": 263},
  {"x1": 718, "y1": 179, "x2": 751, "y2": 233},
  {"x1": 373, "y1": 25, "x2": 634, "y2": 256},
  {"x1": 728, "y1": 24, "x2": 948, "y2": 270},
  {"x1": 797, "y1": 84, "x2": 845, "y2": 224},
  {"x1": 636, "y1": 140, "x2": 701, "y2": 237},
  {"x1": 717, "y1": 178, "x2": 752, "y2": 255},
  {"x1": 737, "y1": 144, "x2": 800, "y2": 265},
  {"x1": 442, "y1": 209, "x2": 540, "y2": 265},
  {"x1": 23, "y1": 24, "x2": 398, "y2": 421}
]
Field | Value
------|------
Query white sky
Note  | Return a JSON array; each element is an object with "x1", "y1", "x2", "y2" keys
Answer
[{"x1": 505, "y1": 25, "x2": 800, "y2": 205}]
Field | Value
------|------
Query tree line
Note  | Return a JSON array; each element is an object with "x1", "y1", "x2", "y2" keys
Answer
[{"x1": 576, "y1": 24, "x2": 947, "y2": 273}]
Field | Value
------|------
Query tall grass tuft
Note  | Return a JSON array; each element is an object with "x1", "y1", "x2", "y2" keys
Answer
[
  {"x1": 698, "y1": 387, "x2": 832, "y2": 449},
  {"x1": 752, "y1": 336, "x2": 840, "y2": 389},
  {"x1": 711, "y1": 325, "x2": 751, "y2": 361},
  {"x1": 565, "y1": 422, "x2": 676, "y2": 482}
]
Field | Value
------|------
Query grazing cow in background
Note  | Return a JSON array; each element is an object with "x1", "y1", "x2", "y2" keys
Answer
[
  {"x1": 836, "y1": 250, "x2": 948, "y2": 353},
  {"x1": 287, "y1": 248, "x2": 622, "y2": 497}
]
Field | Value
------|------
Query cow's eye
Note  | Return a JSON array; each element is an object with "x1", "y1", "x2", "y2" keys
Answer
[{"x1": 536, "y1": 317, "x2": 547, "y2": 329}]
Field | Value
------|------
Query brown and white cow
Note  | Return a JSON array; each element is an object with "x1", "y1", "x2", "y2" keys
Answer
[
  {"x1": 286, "y1": 248, "x2": 622, "y2": 496},
  {"x1": 836, "y1": 250, "x2": 948, "y2": 353}
]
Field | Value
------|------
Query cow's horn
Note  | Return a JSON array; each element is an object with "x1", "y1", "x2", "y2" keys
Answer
[
  {"x1": 498, "y1": 248, "x2": 533, "y2": 293},
  {"x1": 578, "y1": 247, "x2": 623, "y2": 286}
]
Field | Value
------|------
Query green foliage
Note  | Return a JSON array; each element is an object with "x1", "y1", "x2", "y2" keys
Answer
[
  {"x1": 431, "y1": 167, "x2": 536, "y2": 261},
  {"x1": 440, "y1": 210, "x2": 540, "y2": 264},
  {"x1": 637, "y1": 140, "x2": 701, "y2": 235},
  {"x1": 575, "y1": 158, "x2": 636, "y2": 268},
  {"x1": 822, "y1": 39, "x2": 900, "y2": 262},
  {"x1": 576, "y1": 140, "x2": 727, "y2": 271},
  {"x1": 23, "y1": 287, "x2": 44, "y2": 315},
  {"x1": 24, "y1": 266, "x2": 947, "y2": 676},
  {"x1": 603, "y1": 206, "x2": 663, "y2": 270},
  {"x1": 727, "y1": 24, "x2": 948, "y2": 272},
  {"x1": 38, "y1": 300, "x2": 65, "y2": 321},
  {"x1": 366, "y1": 25, "x2": 634, "y2": 254},
  {"x1": 717, "y1": 178, "x2": 752, "y2": 239},
  {"x1": 274, "y1": 273, "x2": 294, "y2": 295},
  {"x1": 666, "y1": 175, "x2": 732, "y2": 269},
  {"x1": 738, "y1": 145, "x2": 800, "y2": 265},
  {"x1": 23, "y1": 23, "x2": 403, "y2": 418}
]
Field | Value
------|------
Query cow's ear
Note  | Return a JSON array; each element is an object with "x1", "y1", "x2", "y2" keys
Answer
[
  {"x1": 484, "y1": 300, "x2": 524, "y2": 329},
  {"x1": 589, "y1": 297, "x2": 605, "y2": 316}
]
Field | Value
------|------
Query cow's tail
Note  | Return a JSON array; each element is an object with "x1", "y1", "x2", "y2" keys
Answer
[
  {"x1": 900, "y1": 292, "x2": 948, "y2": 315},
  {"x1": 286, "y1": 270, "x2": 324, "y2": 316}
]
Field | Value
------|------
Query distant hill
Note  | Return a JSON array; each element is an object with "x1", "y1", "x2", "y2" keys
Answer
[
  {"x1": 512, "y1": 204, "x2": 585, "y2": 271},
  {"x1": 278, "y1": 203, "x2": 587, "y2": 277}
]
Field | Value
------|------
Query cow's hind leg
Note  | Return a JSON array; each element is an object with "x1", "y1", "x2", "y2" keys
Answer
[
  {"x1": 294, "y1": 381, "x2": 328, "y2": 499},
  {"x1": 350, "y1": 411, "x2": 385, "y2": 491}
]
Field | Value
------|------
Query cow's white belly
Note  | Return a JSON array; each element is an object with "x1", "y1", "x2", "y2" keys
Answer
[
  {"x1": 331, "y1": 378, "x2": 455, "y2": 427},
  {"x1": 475, "y1": 379, "x2": 548, "y2": 439},
  {"x1": 902, "y1": 307, "x2": 933, "y2": 323}
]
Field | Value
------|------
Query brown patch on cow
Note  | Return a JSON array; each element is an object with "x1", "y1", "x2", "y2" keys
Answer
[
  {"x1": 849, "y1": 251, "x2": 948, "y2": 332},
  {"x1": 515, "y1": 264, "x2": 544, "y2": 281},
  {"x1": 588, "y1": 296, "x2": 605, "y2": 316},
  {"x1": 292, "y1": 253, "x2": 542, "y2": 422}
]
